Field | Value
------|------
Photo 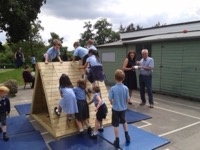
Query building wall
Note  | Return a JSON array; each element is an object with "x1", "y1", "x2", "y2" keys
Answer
[
  {"x1": 152, "y1": 39, "x2": 200, "y2": 100},
  {"x1": 99, "y1": 39, "x2": 200, "y2": 100},
  {"x1": 98, "y1": 46, "x2": 127, "y2": 85}
]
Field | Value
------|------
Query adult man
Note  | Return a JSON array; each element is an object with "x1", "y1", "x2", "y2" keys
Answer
[
  {"x1": 72, "y1": 42, "x2": 88, "y2": 65},
  {"x1": 138, "y1": 49, "x2": 154, "y2": 108},
  {"x1": 14, "y1": 47, "x2": 24, "y2": 68}
]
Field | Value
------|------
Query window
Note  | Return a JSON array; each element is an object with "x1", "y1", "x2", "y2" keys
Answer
[{"x1": 102, "y1": 52, "x2": 115, "y2": 62}]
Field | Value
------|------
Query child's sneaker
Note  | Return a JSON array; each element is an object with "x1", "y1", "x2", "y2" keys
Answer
[
  {"x1": 98, "y1": 127, "x2": 104, "y2": 132},
  {"x1": 3, "y1": 134, "x2": 9, "y2": 141},
  {"x1": 78, "y1": 131, "x2": 84, "y2": 136},
  {"x1": 114, "y1": 138, "x2": 120, "y2": 149},
  {"x1": 90, "y1": 132, "x2": 97, "y2": 139},
  {"x1": 54, "y1": 107, "x2": 60, "y2": 117},
  {"x1": 125, "y1": 134, "x2": 131, "y2": 143},
  {"x1": 87, "y1": 126, "x2": 92, "y2": 135}
]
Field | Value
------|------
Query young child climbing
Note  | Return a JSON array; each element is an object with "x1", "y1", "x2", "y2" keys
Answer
[
  {"x1": 88, "y1": 84, "x2": 108, "y2": 139},
  {"x1": 54, "y1": 74, "x2": 78, "y2": 120},
  {"x1": 73, "y1": 79, "x2": 92, "y2": 135},
  {"x1": 0, "y1": 86, "x2": 10, "y2": 141},
  {"x1": 78, "y1": 49, "x2": 104, "y2": 85}
]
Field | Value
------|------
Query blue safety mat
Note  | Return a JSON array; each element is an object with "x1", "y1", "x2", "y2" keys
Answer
[
  {"x1": 0, "y1": 131, "x2": 48, "y2": 150},
  {"x1": 99, "y1": 124, "x2": 170, "y2": 150},
  {"x1": 14, "y1": 103, "x2": 31, "y2": 115},
  {"x1": 7, "y1": 115, "x2": 35, "y2": 136},
  {"x1": 125, "y1": 109, "x2": 152, "y2": 124},
  {"x1": 49, "y1": 132, "x2": 116, "y2": 150}
]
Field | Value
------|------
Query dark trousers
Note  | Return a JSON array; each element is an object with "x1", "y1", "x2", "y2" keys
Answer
[{"x1": 139, "y1": 74, "x2": 153, "y2": 104}]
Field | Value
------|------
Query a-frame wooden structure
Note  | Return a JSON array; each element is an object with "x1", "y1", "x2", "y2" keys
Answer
[{"x1": 31, "y1": 62, "x2": 112, "y2": 138}]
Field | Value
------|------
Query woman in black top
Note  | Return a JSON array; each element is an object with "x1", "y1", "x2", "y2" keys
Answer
[{"x1": 122, "y1": 50, "x2": 137, "y2": 104}]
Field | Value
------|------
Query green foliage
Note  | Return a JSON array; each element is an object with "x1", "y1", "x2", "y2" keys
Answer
[
  {"x1": 79, "y1": 18, "x2": 120, "y2": 46},
  {"x1": 0, "y1": 69, "x2": 23, "y2": 86},
  {"x1": 8, "y1": 41, "x2": 46, "y2": 65},
  {"x1": 94, "y1": 18, "x2": 120, "y2": 45},
  {"x1": 4, "y1": 79, "x2": 18, "y2": 96},
  {"x1": 48, "y1": 32, "x2": 64, "y2": 46},
  {"x1": 0, "y1": 0, "x2": 46, "y2": 43},
  {"x1": 79, "y1": 21, "x2": 95, "y2": 46},
  {"x1": 0, "y1": 47, "x2": 14, "y2": 64}
]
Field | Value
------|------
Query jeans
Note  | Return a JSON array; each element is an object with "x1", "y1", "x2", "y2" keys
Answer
[{"x1": 139, "y1": 74, "x2": 153, "y2": 104}]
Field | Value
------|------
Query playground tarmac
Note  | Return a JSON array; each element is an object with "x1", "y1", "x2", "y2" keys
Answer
[{"x1": 9, "y1": 86, "x2": 200, "y2": 150}]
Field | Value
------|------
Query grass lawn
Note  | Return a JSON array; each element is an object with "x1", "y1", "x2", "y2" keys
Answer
[{"x1": 0, "y1": 69, "x2": 24, "y2": 85}]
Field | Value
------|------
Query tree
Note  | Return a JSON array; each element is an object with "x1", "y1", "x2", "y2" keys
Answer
[
  {"x1": 93, "y1": 18, "x2": 120, "y2": 45},
  {"x1": 125, "y1": 23, "x2": 135, "y2": 32},
  {"x1": 119, "y1": 24, "x2": 126, "y2": 33},
  {"x1": 0, "y1": 0, "x2": 46, "y2": 43},
  {"x1": 29, "y1": 20, "x2": 44, "y2": 55},
  {"x1": 136, "y1": 25, "x2": 143, "y2": 30},
  {"x1": 79, "y1": 21, "x2": 95, "y2": 46},
  {"x1": 48, "y1": 32, "x2": 64, "y2": 46},
  {"x1": 152, "y1": 22, "x2": 167, "y2": 28},
  {"x1": 0, "y1": 42, "x2": 5, "y2": 52}
]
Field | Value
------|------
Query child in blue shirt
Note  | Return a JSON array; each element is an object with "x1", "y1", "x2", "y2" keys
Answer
[
  {"x1": 54, "y1": 74, "x2": 78, "y2": 120},
  {"x1": 108, "y1": 69, "x2": 131, "y2": 149},
  {"x1": 79, "y1": 49, "x2": 104, "y2": 84},
  {"x1": 72, "y1": 42, "x2": 89, "y2": 65},
  {"x1": 43, "y1": 39, "x2": 63, "y2": 64},
  {"x1": 0, "y1": 86, "x2": 10, "y2": 141},
  {"x1": 86, "y1": 39, "x2": 97, "y2": 51},
  {"x1": 73, "y1": 79, "x2": 92, "y2": 135},
  {"x1": 88, "y1": 85, "x2": 108, "y2": 139},
  {"x1": 31, "y1": 55, "x2": 36, "y2": 71}
]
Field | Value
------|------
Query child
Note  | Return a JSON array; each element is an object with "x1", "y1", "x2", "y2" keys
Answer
[
  {"x1": 0, "y1": 86, "x2": 10, "y2": 141},
  {"x1": 31, "y1": 55, "x2": 36, "y2": 71},
  {"x1": 42, "y1": 39, "x2": 63, "y2": 64},
  {"x1": 86, "y1": 39, "x2": 97, "y2": 51},
  {"x1": 108, "y1": 69, "x2": 131, "y2": 149},
  {"x1": 54, "y1": 74, "x2": 78, "y2": 120},
  {"x1": 72, "y1": 41, "x2": 89, "y2": 65},
  {"x1": 73, "y1": 79, "x2": 92, "y2": 135},
  {"x1": 22, "y1": 65, "x2": 35, "y2": 88},
  {"x1": 78, "y1": 49, "x2": 104, "y2": 84},
  {"x1": 88, "y1": 85, "x2": 108, "y2": 139}
]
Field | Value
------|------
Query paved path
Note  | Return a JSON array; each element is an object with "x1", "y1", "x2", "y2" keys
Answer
[{"x1": 9, "y1": 86, "x2": 200, "y2": 150}]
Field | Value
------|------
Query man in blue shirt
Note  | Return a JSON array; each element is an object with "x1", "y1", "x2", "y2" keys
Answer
[
  {"x1": 108, "y1": 69, "x2": 130, "y2": 149},
  {"x1": 137, "y1": 49, "x2": 154, "y2": 108}
]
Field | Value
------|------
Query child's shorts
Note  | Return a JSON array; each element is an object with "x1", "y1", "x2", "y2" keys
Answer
[
  {"x1": 0, "y1": 113, "x2": 7, "y2": 126},
  {"x1": 111, "y1": 109, "x2": 126, "y2": 127},
  {"x1": 96, "y1": 103, "x2": 108, "y2": 122}
]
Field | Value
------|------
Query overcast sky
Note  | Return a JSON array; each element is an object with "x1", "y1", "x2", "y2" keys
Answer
[{"x1": 1, "y1": 0, "x2": 200, "y2": 50}]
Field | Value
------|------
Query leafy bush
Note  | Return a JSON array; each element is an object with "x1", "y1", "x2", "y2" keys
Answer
[{"x1": 4, "y1": 79, "x2": 18, "y2": 96}]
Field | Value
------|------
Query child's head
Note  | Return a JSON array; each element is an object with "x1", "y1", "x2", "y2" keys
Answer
[
  {"x1": 114, "y1": 69, "x2": 125, "y2": 82},
  {"x1": 73, "y1": 42, "x2": 80, "y2": 49},
  {"x1": 53, "y1": 39, "x2": 61, "y2": 50},
  {"x1": 77, "y1": 79, "x2": 86, "y2": 89},
  {"x1": 88, "y1": 49, "x2": 99, "y2": 59},
  {"x1": 24, "y1": 65, "x2": 30, "y2": 70},
  {"x1": 87, "y1": 39, "x2": 94, "y2": 46},
  {"x1": 0, "y1": 86, "x2": 9, "y2": 97},
  {"x1": 92, "y1": 85, "x2": 100, "y2": 93},
  {"x1": 59, "y1": 74, "x2": 73, "y2": 88}
]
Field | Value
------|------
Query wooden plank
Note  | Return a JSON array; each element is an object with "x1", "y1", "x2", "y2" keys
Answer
[{"x1": 31, "y1": 62, "x2": 112, "y2": 138}]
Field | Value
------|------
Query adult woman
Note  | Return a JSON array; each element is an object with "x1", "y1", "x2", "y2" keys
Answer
[{"x1": 122, "y1": 50, "x2": 137, "y2": 104}]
